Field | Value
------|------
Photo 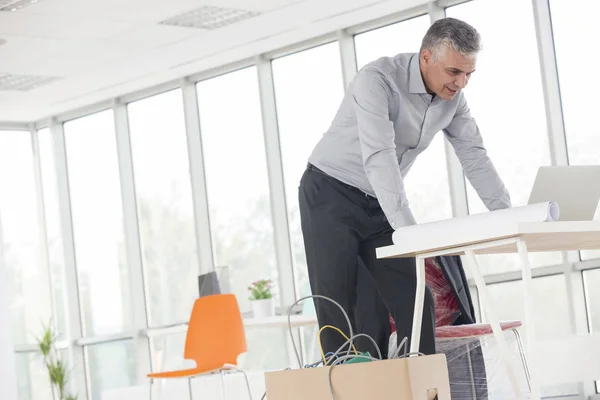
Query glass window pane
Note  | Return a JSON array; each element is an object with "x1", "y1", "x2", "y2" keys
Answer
[
  {"x1": 85, "y1": 340, "x2": 136, "y2": 400},
  {"x1": 446, "y1": 0, "x2": 560, "y2": 274},
  {"x1": 38, "y1": 128, "x2": 68, "y2": 341},
  {"x1": 15, "y1": 351, "x2": 54, "y2": 400},
  {"x1": 272, "y1": 42, "x2": 344, "y2": 299},
  {"x1": 550, "y1": 0, "x2": 600, "y2": 262},
  {"x1": 197, "y1": 67, "x2": 278, "y2": 314},
  {"x1": 355, "y1": 15, "x2": 431, "y2": 69},
  {"x1": 583, "y1": 250, "x2": 600, "y2": 262},
  {"x1": 150, "y1": 333, "x2": 193, "y2": 373},
  {"x1": 584, "y1": 268, "x2": 600, "y2": 333},
  {"x1": 550, "y1": 0, "x2": 600, "y2": 166},
  {"x1": 64, "y1": 111, "x2": 132, "y2": 336},
  {"x1": 0, "y1": 131, "x2": 51, "y2": 345},
  {"x1": 483, "y1": 275, "x2": 578, "y2": 397},
  {"x1": 197, "y1": 67, "x2": 287, "y2": 371},
  {"x1": 354, "y1": 15, "x2": 452, "y2": 223},
  {"x1": 127, "y1": 89, "x2": 199, "y2": 328},
  {"x1": 150, "y1": 327, "x2": 291, "y2": 374}
]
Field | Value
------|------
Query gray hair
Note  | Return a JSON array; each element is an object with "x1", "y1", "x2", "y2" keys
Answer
[{"x1": 420, "y1": 17, "x2": 482, "y2": 60}]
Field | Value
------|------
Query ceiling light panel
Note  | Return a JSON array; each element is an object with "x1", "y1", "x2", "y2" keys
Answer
[
  {"x1": 0, "y1": 74, "x2": 60, "y2": 91},
  {"x1": 0, "y1": 0, "x2": 44, "y2": 12},
  {"x1": 159, "y1": 5, "x2": 261, "y2": 30}
]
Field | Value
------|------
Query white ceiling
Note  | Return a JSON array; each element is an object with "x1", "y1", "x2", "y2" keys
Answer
[{"x1": 0, "y1": 0, "x2": 426, "y2": 123}]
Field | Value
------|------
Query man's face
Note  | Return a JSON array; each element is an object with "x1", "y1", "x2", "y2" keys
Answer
[{"x1": 420, "y1": 45, "x2": 477, "y2": 100}]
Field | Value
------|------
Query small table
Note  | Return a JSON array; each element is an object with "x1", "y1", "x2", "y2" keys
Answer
[{"x1": 376, "y1": 220, "x2": 600, "y2": 400}]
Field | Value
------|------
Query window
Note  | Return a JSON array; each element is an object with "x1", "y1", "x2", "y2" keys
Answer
[
  {"x1": 128, "y1": 89, "x2": 199, "y2": 327},
  {"x1": 355, "y1": 15, "x2": 452, "y2": 224},
  {"x1": 354, "y1": 15, "x2": 431, "y2": 68},
  {"x1": 197, "y1": 67, "x2": 287, "y2": 371},
  {"x1": 550, "y1": 0, "x2": 600, "y2": 262},
  {"x1": 15, "y1": 351, "x2": 59, "y2": 400},
  {"x1": 196, "y1": 67, "x2": 277, "y2": 313},
  {"x1": 583, "y1": 270, "x2": 600, "y2": 400},
  {"x1": 272, "y1": 42, "x2": 344, "y2": 298},
  {"x1": 483, "y1": 275, "x2": 578, "y2": 397},
  {"x1": 85, "y1": 340, "x2": 136, "y2": 400},
  {"x1": 584, "y1": 269, "x2": 600, "y2": 333},
  {"x1": 63, "y1": 111, "x2": 132, "y2": 336},
  {"x1": 38, "y1": 128, "x2": 68, "y2": 340},
  {"x1": 0, "y1": 131, "x2": 51, "y2": 345},
  {"x1": 446, "y1": 0, "x2": 559, "y2": 274}
]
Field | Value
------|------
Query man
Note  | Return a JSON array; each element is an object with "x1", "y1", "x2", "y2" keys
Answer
[{"x1": 298, "y1": 17, "x2": 511, "y2": 358}]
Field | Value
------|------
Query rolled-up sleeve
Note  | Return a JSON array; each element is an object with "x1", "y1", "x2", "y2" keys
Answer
[
  {"x1": 352, "y1": 67, "x2": 416, "y2": 228},
  {"x1": 443, "y1": 93, "x2": 511, "y2": 211}
]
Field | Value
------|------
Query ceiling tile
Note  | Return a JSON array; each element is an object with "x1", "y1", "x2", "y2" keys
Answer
[
  {"x1": 111, "y1": 24, "x2": 204, "y2": 49},
  {"x1": 96, "y1": 0, "x2": 204, "y2": 23},
  {"x1": 0, "y1": 36, "x2": 84, "y2": 71},
  {"x1": 46, "y1": 17, "x2": 136, "y2": 40},
  {"x1": 37, "y1": 40, "x2": 142, "y2": 75},
  {"x1": 17, "y1": 0, "x2": 122, "y2": 16},
  {"x1": 199, "y1": 0, "x2": 306, "y2": 12},
  {"x1": 0, "y1": 12, "x2": 72, "y2": 36}
]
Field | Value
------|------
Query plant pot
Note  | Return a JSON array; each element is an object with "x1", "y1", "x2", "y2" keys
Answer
[{"x1": 251, "y1": 298, "x2": 275, "y2": 318}]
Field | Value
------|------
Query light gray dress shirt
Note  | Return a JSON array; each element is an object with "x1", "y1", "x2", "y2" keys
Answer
[{"x1": 308, "y1": 52, "x2": 511, "y2": 229}]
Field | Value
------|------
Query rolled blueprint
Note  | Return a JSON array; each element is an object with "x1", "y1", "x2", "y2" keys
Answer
[{"x1": 392, "y1": 201, "x2": 560, "y2": 246}]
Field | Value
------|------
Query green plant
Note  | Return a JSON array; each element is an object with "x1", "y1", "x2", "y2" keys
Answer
[
  {"x1": 248, "y1": 279, "x2": 273, "y2": 300},
  {"x1": 36, "y1": 321, "x2": 77, "y2": 400}
]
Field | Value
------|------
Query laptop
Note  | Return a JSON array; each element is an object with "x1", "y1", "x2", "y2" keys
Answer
[{"x1": 527, "y1": 166, "x2": 600, "y2": 221}]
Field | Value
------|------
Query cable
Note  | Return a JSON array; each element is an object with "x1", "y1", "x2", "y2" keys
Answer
[
  {"x1": 390, "y1": 336, "x2": 408, "y2": 359},
  {"x1": 318, "y1": 325, "x2": 358, "y2": 363},
  {"x1": 326, "y1": 354, "x2": 380, "y2": 400},
  {"x1": 325, "y1": 333, "x2": 382, "y2": 364},
  {"x1": 287, "y1": 295, "x2": 354, "y2": 368}
]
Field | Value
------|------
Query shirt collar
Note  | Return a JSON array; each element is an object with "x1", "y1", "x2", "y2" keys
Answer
[{"x1": 408, "y1": 53, "x2": 429, "y2": 94}]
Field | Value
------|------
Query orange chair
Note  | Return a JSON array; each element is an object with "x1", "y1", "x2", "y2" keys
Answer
[{"x1": 148, "y1": 294, "x2": 253, "y2": 400}]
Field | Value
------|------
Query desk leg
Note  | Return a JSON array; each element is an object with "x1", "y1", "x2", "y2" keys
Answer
[
  {"x1": 409, "y1": 255, "x2": 426, "y2": 355},
  {"x1": 464, "y1": 250, "x2": 525, "y2": 399},
  {"x1": 516, "y1": 237, "x2": 540, "y2": 400}
]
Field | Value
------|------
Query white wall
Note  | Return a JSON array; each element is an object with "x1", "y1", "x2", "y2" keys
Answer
[{"x1": 0, "y1": 240, "x2": 18, "y2": 400}]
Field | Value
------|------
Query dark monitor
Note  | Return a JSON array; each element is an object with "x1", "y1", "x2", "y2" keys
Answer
[{"x1": 198, "y1": 271, "x2": 221, "y2": 297}]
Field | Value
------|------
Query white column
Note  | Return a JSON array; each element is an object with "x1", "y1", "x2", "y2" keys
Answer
[
  {"x1": 0, "y1": 211, "x2": 18, "y2": 400},
  {"x1": 256, "y1": 56, "x2": 297, "y2": 307},
  {"x1": 113, "y1": 100, "x2": 153, "y2": 380},
  {"x1": 256, "y1": 56, "x2": 302, "y2": 367},
  {"x1": 51, "y1": 118, "x2": 89, "y2": 400},
  {"x1": 181, "y1": 78, "x2": 215, "y2": 275},
  {"x1": 338, "y1": 29, "x2": 358, "y2": 89}
]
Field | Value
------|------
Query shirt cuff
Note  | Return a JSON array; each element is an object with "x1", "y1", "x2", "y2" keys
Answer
[{"x1": 388, "y1": 208, "x2": 417, "y2": 229}]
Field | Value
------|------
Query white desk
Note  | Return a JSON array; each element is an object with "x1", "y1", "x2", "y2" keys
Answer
[
  {"x1": 376, "y1": 221, "x2": 600, "y2": 400},
  {"x1": 143, "y1": 314, "x2": 318, "y2": 338}
]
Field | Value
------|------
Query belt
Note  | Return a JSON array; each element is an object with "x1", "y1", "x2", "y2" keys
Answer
[{"x1": 306, "y1": 163, "x2": 376, "y2": 199}]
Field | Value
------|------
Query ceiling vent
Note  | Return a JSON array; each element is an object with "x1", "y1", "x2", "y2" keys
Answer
[
  {"x1": 159, "y1": 5, "x2": 261, "y2": 30},
  {"x1": 0, "y1": 0, "x2": 43, "y2": 12},
  {"x1": 0, "y1": 74, "x2": 61, "y2": 91}
]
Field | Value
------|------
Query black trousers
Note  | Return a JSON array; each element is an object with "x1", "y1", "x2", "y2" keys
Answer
[{"x1": 298, "y1": 164, "x2": 436, "y2": 357}]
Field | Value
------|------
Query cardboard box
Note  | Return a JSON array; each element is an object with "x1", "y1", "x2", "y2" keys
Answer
[{"x1": 265, "y1": 353, "x2": 450, "y2": 399}]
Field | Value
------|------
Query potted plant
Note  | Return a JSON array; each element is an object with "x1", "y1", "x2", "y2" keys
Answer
[
  {"x1": 36, "y1": 321, "x2": 77, "y2": 400},
  {"x1": 248, "y1": 279, "x2": 275, "y2": 318}
]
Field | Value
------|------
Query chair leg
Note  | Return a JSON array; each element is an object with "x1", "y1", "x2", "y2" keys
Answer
[
  {"x1": 512, "y1": 328, "x2": 532, "y2": 392},
  {"x1": 188, "y1": 377, "x2": 193, "y2": 400},
  {"x1": 238, "y1": 368, "x2": 254, "y2": 400},
  {"x1": 465, "y1": 342, "x2": 477, "y2": 400},
  {"x1": 220, "y1": 370, "x2": 228, "y2": 400},
  {"x1": 149, "y1": 379, "x2": 154, "y2": 400}
]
